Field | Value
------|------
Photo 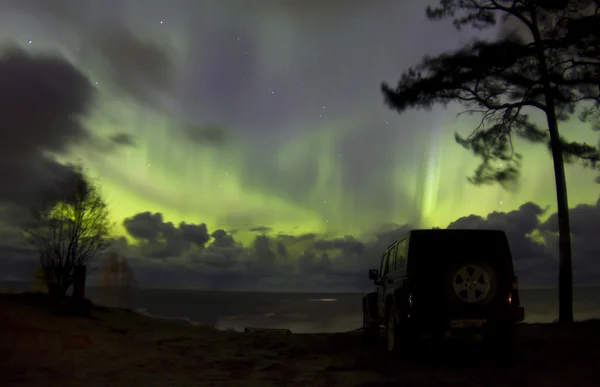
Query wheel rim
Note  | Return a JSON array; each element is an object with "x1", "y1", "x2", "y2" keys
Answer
[
  {"x1": 453, "y1": 264, "x2": 491, "y2": 303},
  {"x1": 386, "y1": 315, "x2": 395, "y2": 352}
]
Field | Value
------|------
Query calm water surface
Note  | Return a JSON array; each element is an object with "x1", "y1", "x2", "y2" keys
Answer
[
  {"x1": 3, "y1": 281, "x2": 599, "y2": 333},
  {"x1": 92, "y1": 286, "x2": 600, "y2": 333}
]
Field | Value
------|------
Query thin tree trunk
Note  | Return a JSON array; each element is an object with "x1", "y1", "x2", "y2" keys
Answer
[
  {"x1": 529, "y1": 9, "x2": 574, "y2": 324},
  {"x1": 546, "y1": 110, "x2": 574, "y2": 324}
]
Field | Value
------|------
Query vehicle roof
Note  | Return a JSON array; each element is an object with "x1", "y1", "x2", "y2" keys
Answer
[
  {"x1": 409, "y1": 229, "x2": 507, "y2": 237},
  {"x1": 383, "y1": 229, "x2": 509, "y2": 253},
  {"x1": 406, "y1": 229, "x2": 508, "y2": 245},
  {"x1": 404, "y1": 229, "x2": 513, "y2": 272}
]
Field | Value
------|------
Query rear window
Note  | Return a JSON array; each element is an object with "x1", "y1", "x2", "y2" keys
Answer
[{"x1": 408, "y1": 230, "x2": 513, "y2": 269}]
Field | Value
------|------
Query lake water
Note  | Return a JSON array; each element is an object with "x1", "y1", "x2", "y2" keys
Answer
[{"x1": 3, "y1": 281, "x2": 599, "y2": 333}]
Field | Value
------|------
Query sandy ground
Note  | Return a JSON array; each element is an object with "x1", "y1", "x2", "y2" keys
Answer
[{"x1": 1, "y1": 294, "x2": 599, "y2": 387}]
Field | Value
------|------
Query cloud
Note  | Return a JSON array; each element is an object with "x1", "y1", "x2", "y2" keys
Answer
[
  {"x1": 18, "y1": 0, "x2": 228, "y2": 147},
  {"x1": 114, "y1": 207, "x2": 558, "y2": 290},
  {"x1": 539, "y1": 198, "x2": 600, "y2": 283},
  {"x1": 251, "y1": 234, "x2": 277, "y2": 269},
  {"x1": 276, "y1": 242, "x2": 288, "y2": 260},
  {"x1": 313, "y1": 236, "x2": 366, "y2": 256},
  {"x1": 20, "y1": 0, "x2": 173, "y2": 106},
  {"x1": 276, "y1": 233, "x2": 318, "y2": 244},
  {"x1": 3, "y1": 199, "x2": 600, "y2": 291},
  {"x1": 249, "y1": 226, "x2": 273, "y2": 233},
  {"x1": 122, "y1": 212, "x2": 210, "y2": 259},
  {"x1": 298, "y1": 249, "x2": 333, "y2": 274},
  {"x1": 88, "y1": 24, "x2": 175, "y2": 108},
  {"x1": 209, "y1": 229, "x2": 237, "y2": 249},
  {"x1": 0, "y1": 47, "x2": 96, "y2": 209},
  {"x1": 447, "y1": 202, "x2": 549, "y2": 261},
  {"x1": 182, "y1": 123, "x2": 228, "y2": 147},
  {"x1": 110, "y1": 133, "x2": 136, "y2": 147},
  {"x1": 118, "y1": 208, "x2": 531, "y2": 289},
  {"x1": 0, "y1": 44, "x2": 136, "y2": 215},
  {"x1": 196, "y1": 229, "x2": 243, "y2": 270},
  {"x1": 540, "y1": 198, "x2": 600, "y2": 236}
]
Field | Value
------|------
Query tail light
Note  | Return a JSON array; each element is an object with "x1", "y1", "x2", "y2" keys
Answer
[
  {"x1": 510, "y1": 276, "x2": 525, "y2": 322},
  {"x1": 509, "y1": 276, "x2": 521, "y2": 307}
]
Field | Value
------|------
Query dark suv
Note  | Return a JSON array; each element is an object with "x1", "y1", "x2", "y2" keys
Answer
[{"x1": 362, "y1": 229, "x2": 525, "y2": 353}]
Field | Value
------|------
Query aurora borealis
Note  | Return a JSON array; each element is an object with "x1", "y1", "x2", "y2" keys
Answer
[{"x1": 1, "y1": 0, "x2": 599, "y2": 291}]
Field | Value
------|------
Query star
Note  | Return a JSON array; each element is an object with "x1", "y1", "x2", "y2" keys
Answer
[{"x1": 27, "y1": 40, "x2": 32, "y2": 44}]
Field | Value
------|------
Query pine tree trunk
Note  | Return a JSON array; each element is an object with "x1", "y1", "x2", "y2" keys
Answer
[
  {"x1": 546, "y1": 108, "x2": 574, "y2": 324},
  {"x1": 530, "y1": 10, "x2": 574, "y2": 324}
]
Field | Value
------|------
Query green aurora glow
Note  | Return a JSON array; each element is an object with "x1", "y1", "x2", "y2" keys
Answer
[{"x1": 3, "y1": 0, "x2": 599, "y2": 251}]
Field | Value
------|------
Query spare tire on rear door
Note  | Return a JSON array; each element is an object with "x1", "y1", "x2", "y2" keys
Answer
[{"x1": 444, "y1": 259, "x2": 499, "y2": 307}]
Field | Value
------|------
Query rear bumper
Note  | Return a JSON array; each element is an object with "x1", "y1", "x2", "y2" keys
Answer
[{"x1": 409, "y1": 307, "x2": 523, "y2": 335}]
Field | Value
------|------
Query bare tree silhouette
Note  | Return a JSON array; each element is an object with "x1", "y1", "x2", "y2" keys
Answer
[{"x1": 22, "y1": 166, "x2": 112, "y2": 299}]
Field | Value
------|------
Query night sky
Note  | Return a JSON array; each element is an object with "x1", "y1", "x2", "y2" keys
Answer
[{"x1": 0, "y1": 0, "x2": 598, "y2": 292}]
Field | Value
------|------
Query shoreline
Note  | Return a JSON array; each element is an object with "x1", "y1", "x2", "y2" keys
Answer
[
  {"x1": 3, "y1": 284, "x2": 600, "y2": 330},
  {"x1": 133, "y1": 307, "x2": 204, "y2": 327},
  {"x1": 2, "y1": 293, "x2": 599, "y2": 386}
]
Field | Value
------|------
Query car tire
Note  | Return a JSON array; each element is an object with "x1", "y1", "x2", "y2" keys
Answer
[
  {"x1": 362, "y1": 307, "x2": 379, "y2": 343},
  {"x1": 444, "y1": 259, "x2": 499, "y2": 307},
  {"x1": 385, "y1": 306, "x2": 402, "y2": 353}
]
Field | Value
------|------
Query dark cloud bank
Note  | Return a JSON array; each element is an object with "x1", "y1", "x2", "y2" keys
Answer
[
  {"x1": 0, "y1": 29, "x2": 178, "y2": 211},
  {"x1": 113, "y1": 199, "x2": 600, "y2": 291},
  {"x1": 2, "y1": 198, "x2": 600, "y2": 292}
]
